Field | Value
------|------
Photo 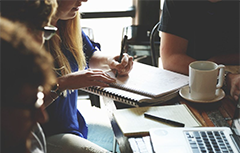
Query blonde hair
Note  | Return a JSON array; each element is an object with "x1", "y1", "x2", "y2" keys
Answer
[{"x1": 45, "y1": 13, "x2": 86, "y2": 76}]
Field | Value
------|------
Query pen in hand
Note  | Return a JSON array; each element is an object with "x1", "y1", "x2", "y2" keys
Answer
[
  {"x1": 115, "y1": 35, "x2": 128, "y2": 78},
  {"x1": 144, "y1": 113, "x2": 185, "y2": 127}
]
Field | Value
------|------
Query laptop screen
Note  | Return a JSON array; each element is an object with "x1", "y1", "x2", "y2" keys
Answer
[{"x1": 232, "y1": 99, "x2": 240, "y2": 136}]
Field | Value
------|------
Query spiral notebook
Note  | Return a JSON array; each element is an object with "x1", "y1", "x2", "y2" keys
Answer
[{"x1": 80, "y1": 62, "x2": 189, "y2": 107}]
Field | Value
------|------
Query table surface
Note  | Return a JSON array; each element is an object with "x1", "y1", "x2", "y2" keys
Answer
[
  {"x1": 103, "y1": 93, "x2": 238, "y2": 153},
  {"x1": 102, "y1": 65, "x2": 239, "y2": 153}
]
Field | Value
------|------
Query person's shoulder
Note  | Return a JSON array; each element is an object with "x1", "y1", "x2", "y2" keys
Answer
[{"x1": 81, "y1": 30, "x2": 88, "y2": 38}]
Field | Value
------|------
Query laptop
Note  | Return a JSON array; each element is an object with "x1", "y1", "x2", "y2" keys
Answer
[{"x1": 149, "y1": 102, "x2": 240, "y2": 153}]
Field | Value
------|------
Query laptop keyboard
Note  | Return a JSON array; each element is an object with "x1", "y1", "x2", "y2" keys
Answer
[
  {"x1": 128, "y1": 136, "x2": 153, "y2": 153},
  {"x1": 185, "y1": 131, "x2": 234, "y2": 153}
]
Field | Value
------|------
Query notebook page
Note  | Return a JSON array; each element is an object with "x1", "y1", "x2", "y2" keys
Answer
[
  {"x1": 107, "y1": 62, "x2": 189, "y2": 98},
  {"x1": 145, "y1": 104, "x2": 201, "y2": 127},
  {"x1": 113, "y1": 104, "x2": 201, "y2": 136}
]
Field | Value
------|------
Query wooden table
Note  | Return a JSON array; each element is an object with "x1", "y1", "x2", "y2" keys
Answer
[{"x1": 103, "y1": 94, "x2": 238, "y2": 153}]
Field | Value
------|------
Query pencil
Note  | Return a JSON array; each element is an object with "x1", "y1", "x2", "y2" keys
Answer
[
  {"x1": 144, "y1": 113, "x2": 185, "y2": 127},
  {"x1": 115, "y1": 35, "x2": 128, "y2": 78}
]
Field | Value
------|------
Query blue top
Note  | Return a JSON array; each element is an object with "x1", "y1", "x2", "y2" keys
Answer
[
  {"x1": 42, "y1": 30, "x2": 100, "y2": 139},
  {"x1": 159, "y1": 0, "x2": 239, "y2": 60}
]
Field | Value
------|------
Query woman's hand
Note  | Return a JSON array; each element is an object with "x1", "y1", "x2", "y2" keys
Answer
[
  {"x1": 58, "y1": 69, "x2": 116, "y2": 91},
  {"x1": 226, "y1": 73, "x2": 240, "y2": 101},
  {"x1": 109, "y1": 53, "x2": 133, "y2": 76}
]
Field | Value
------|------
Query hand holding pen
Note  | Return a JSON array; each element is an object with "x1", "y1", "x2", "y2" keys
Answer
[{"x1": 115, "y1": 35, "x2": 128, "y2": 77}]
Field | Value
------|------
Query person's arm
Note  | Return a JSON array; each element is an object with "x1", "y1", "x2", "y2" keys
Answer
[
  {"x1": 44, "y1": 69, "x2": 116, "y2": 107},
  {"x1": 160, "y1": 32, "x2": 195, "y2": 75},
  {"x1": 88, "y1": 50, "x2": 112, "y2": 70},
  {"x1": 209, "y1": 53, "x2": 240, "y2": 65},
  {"x1": 160, "y1": 32, "x2": 240, "y2": 76}
]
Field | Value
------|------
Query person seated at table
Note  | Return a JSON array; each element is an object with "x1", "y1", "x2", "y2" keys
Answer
[
  {"x1": 159, "y1": 0, "x2": 239, "y2": 74},
  {"x1": 159, "y1": 0, "x2": 239, "y2": 100},
  {"x1": 1, "y1": 17, "x2": 56, "y2": 153},
  {"x1": 42, "y1": 0, "x2": 133, "y2": 152}
]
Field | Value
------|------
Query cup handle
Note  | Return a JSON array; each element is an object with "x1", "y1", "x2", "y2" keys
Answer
[{"x1": 216, "y1": 65, "x2": 225, "y2": 89}]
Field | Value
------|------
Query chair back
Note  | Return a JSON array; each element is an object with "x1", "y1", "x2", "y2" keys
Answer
[{"x1": 149, "y1": 22, "x2": 161, "y2": 67}]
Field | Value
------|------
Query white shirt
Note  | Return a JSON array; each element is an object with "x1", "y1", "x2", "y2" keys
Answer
[{"x1": 29, "y1": 123, "x2": 47, "y2": 153}]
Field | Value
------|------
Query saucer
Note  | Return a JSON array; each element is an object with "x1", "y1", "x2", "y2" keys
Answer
[{"x1": 179, "y1": 86, "x2": 225, "y2": 103}]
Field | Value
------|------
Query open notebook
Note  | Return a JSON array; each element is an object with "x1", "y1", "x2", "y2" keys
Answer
[
  {"x1": 80, "y1": 62, "x2": 189, "y2": 107},
  {"x1": 149, "y1": 102, "x2": 240, "y2": 153},
  {"x1": 113, "y1": 104, "x2": 201, "y2": 136}
]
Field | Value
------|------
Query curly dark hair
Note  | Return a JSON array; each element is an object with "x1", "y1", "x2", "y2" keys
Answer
[
  {"x1": 0, "y1": 0, "x2": 57, "y2": 30},
  {"x1": 0, "y1": 17, "x2": 56, "y2": 102}
]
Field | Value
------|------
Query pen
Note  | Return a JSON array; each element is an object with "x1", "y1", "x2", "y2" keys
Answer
[
  {"x1": 144, "y1": 113, "x2": 185, "y2": 127},
  {"x1": 115, "y1": 35, "x2": 128, "y2": 78}
]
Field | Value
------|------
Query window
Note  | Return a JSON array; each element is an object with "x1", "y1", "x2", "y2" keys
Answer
[{"x1": 80, "y1": 0, "x2": 133, "y2": 55}]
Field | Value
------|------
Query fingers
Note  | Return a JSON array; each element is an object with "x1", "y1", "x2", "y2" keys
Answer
[
  {"x1": 119, "y1": 55, "x2": 133, "y2": 75},
  {"x1": 87, "y1": 69, "x2": 112, "y2": 79},
  {"x1": 63, "y1": 69, "x2": 115, "y2": 89},
  {"x1": 112, "y1": 53, "x2": 133, "y2": 76},
  {"x1": 229, "y1": 74, "x2": 240, "y2": 101},
  {"x1": 230, "y1": 86, "x2": 240, "y2": 101},
  {"x1": 119, "y1": 53, "x2": 129, "y2": 67},
  {"x1": 231, "y1": 90, "x2": 240, "y2": 101},
  {"x1": 85, "y1": 69, "x2": 116, "y2": 86}
]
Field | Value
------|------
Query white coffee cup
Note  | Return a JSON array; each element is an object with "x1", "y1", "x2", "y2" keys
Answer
[{"x1": 189, "y1": 61, "x2": 225, "y2": 101}]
